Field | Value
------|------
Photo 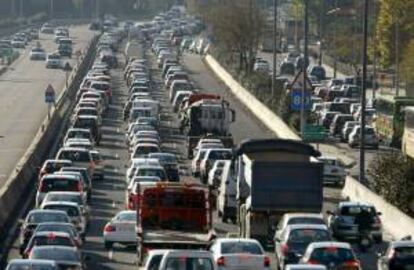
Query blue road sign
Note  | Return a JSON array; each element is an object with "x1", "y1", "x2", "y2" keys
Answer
[{"x1": 290, "y1": 90, "x2": 311, "y2": 111}]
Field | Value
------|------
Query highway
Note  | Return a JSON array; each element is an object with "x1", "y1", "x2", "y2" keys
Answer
[
  {"x1": 0, "y1": 25, "x2": 95, "y2": 186},
  {"x1": 4, "y1": 38, "x2": 389, "y2": 269}
]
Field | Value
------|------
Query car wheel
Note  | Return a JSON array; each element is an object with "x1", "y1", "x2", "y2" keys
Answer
[
  {"x1": 221, "y1": 214, "x2": 227, "y2": 223},
  {"x1": 104, "y1": 241, "x2": 113, "y2": 249}
]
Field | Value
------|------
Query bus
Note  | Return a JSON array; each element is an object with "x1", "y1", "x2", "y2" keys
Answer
[
  {"x1": 374, "y1": 96, "x2": 414, "y2": 147},
  {"x1": 402, "y1": 106, "x2": 414, "y2": 159}
]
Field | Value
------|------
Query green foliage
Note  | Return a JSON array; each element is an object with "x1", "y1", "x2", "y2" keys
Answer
[
  {"x1": 368, "y1": 151, "x2": 414, "y2": 215},
  {"x1": 375, "y1": 0, "x2": 414, "y2": 68},
  {"x1": 400, "y1": 39, "x2": 414, "y2": 96}
]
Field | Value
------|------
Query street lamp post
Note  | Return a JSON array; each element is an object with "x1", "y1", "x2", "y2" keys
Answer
[
  {"x1": 271, "y1": 0, "x2": 278, "y2": 97},
  {"x1": 359, "y1": 0, "x2": 369, "y2": 183},
  {"x1": 300, "y1": 0, "x2": 309, "y2": 137}
]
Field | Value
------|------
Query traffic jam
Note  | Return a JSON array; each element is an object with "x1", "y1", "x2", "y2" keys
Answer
[{"x1": 5, "y1": 7, "x2": 414, "y2": 270}]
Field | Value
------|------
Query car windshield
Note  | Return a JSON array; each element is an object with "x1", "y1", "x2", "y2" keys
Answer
[
  {"x1": 134, "y1": 146, "x2": 160, "y2": 156},
  {"x1": 68, "y1": 131, "x2": 90, "y2": 139},
  {"x1": 165, "y1": 258, "x2": 214, "y2": 270},
  {"x1": 48, "y1": 55, "x2": 60, "y2": 60},
  {"x1": 58, "y1": 150, "x2": 91, "y2": 162},
  {"x1": 28, "y1": 212, "x2": 68, "y2": 223},
  {"x1": 33, "y1": 235, "x2": 72, "y2": 247},
  {"x1": 74, "y1": 118, "x2": 97, "y2": 128},
  {"x1": 221, "y1": 241, "x2": 263, "y2": 255},
  {"x1": 8, "y1": 264, "x2": 56, "y2": 270},
  {"x1": 288, "y1": 229, "x2": 331, "y2": 244},
  {"x1": 288, "y1": 217, "x2": 325, "y2": 225},
  {"x1": 43, "y1": 205, "x2": 79, "y2": 217},
  {"x1": 43, "y1": 162, "x2": 70, "y2": 173},
  {"x1": 310, "y1": 247, "x2": 355, "y2": 264},
  {"x1": 31, "y1": 248, "x2": 80, "y2": 262},
  {"x1": 32, "y1": 48, "x2": 44, "y2": 53}
]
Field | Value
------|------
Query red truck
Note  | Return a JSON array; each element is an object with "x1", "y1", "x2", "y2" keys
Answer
[{"x1": 136, "y1": 182, "x2": 216, "y2": 264}]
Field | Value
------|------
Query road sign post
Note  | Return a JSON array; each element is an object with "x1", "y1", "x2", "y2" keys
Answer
[{"x1": 44, "y1": 84, "x2": 56, "y2": 120}]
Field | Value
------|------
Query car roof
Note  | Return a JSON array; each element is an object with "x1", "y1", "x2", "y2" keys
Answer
[
  {"x1": 7, "y1": 259, "x2": 57, "y2": 266},
  {"x1": 28, "y1": 209, "x2": 67, "y2": 215},
  {"x1": 338, "y1": 201, "x2": 375, "y2": 208},
  {"x1": 44, "y1": 159, "x2": 72, "y2": 164},
  {"x1": 390, "y1": 241, "x2": 414, "y2": 248},
  {"x1": 45, "y1": 191, "x2": 81, "y2": 196},
  {"x1": 42, "y1": 174, "x2": 79, "y2": 180},
  {"x1": 215, "y1": 238, "x2": 262, "y2": 244},
  {"x1": 285, "y1": 224, "x2": 329, "y2": 231},
  {"x1": 307, "y1": 241, "x2": 351, "y2": 249},
  {"x1": 58, "y1": 147, "x2": 90, "y2": 152},
  {"x1": 147, "y1": 249, "x2": 170, "y2": 256},
  {"x1": 42, "y1": 201, "x2": 80, "y2": 208},
  {"x1": 31, "y1": 245, "x2": 77, "y2": 252},
  {"x1": 164, "y1": 250, "x2": 213, "y2": 258},
  {"x1": 285, "y1": 264, "x2": 326, "y2": 270},
  {"x1": 283, "y1": 213, "x2": 323, "y2": 220}
]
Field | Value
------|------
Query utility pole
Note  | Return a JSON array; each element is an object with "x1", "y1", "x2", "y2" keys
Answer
[
  {"x1": 318, "y1": 0, "x2": 324, "y2": 66},
  {"x1": 395, "y1": 19, "x2": 400, "y2": 96},
  {"x1": 300, "y1": 0, "x2": 309, "y2": 137},
  {"x1": 50, "y1": 0, "x2": 54, "y2": 19},
  {"x1": 359, "y1": 0, "x2": 369, "y2": 184},
  {"x1": 271, "y1": 0, "x2": 278, "y2": 97}
]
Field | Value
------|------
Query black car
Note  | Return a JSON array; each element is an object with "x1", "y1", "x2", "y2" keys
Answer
[{"x1": 378, "y1": 240, "x2": 414, "y2": 270}]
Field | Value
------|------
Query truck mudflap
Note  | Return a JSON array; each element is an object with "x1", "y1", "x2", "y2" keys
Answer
[{"x1": 187, "y1": 136, "x2": 234, "y2": 158}]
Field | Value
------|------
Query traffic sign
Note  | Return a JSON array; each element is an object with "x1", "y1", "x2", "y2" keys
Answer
[
  {"x1": 302, "y1": 124, "x2": 326, "y2": 142},
  {"x1": 290, "y1": 90, "x2": 312, "y2": 111},
  {"x1": 45, "y1": 84, "x2": 56, "y2": 103}
]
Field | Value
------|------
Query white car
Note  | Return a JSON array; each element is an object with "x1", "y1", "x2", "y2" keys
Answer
[
  {"x1": 143, "y1": 250, "x2": 169, "y2": 270},
  {"x1": 40, "y1": 201, "x2": 87, "y2": 235},
  {"x1": 103, "y1": 210, "x2": 137, "y2": 249},
  {"x1": 45, "y1": 53, "x2": 61, "y2": 69},
  {"x1": 317, "y1": 156, "x2": 347, "y2": 187},
  {"x1": 30, "y1": 47, "x2": 47, "y2": 60},
  {"x1": 348, "y1": 125, "x2": 379, "y2": 149},
  {"x1": 209, "y1": 238, "x2": 270, "y2": 270},
  {"x1": 207, "y1": 160, "x2": 227, "y2": 187},
  {"x1": 274, "y1": 212, "x2": 325, "y2": 240},
  {"x1": 159, "y1": 250, "x2": 217, "y2": 270},
  {"x1": 199, "y1": 148, "x2": 233, "y2": 183}
]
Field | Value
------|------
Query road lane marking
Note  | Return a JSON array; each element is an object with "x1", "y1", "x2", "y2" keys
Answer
[
  {"x1": 108, "y1": 249, "x2": 113, "y2": 260},
  {"x1": 112, "y1": 201, "x2": 116, "y2": 208}
]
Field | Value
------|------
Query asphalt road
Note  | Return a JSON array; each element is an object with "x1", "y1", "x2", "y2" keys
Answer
[
  {"x1": 5, "y1": 41, "x2": 389, "y2": 270},
  {"x1": 0, "y1": 25, "x2": 95, "y2": 186}
]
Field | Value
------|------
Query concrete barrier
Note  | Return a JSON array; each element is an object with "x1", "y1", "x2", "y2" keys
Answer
[
  {"x1": 204, "y1": 53, "x2": 414, "y2": 240},
  {"x1": 204, "y1": 55, "x2": 300, "y2": 141},
  {"x1": 0, "y1": 34, "x2": 99, "y2": 264},
  {"x1": 342, "y1": 176, "x2": 414, "y2": 240}
]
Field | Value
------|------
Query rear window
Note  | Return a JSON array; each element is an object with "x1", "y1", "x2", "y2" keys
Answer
[
  {"x1": 31, "y1": 248, "x2": 80, "y2": 262},
  {"x1": 221, "y1": 242, "x2": 263, "y2": 255},
  {"x1": 339, "y1": 206, "x2": 376, "y2": 216},
  {"x1": 137, "y1": 168, "x2": 166, "y2": 179},
  {"x1": 40, "y1": 178, "x2": 79, "y2": 192},
  {"x1": 47, "y1": 194, "x2": 82, "y2": 205},
  {"x1": 74, "y1": 118, "x2": 97, "y2": 128},
  {"x1": 134, "y1": 146, "x2": 160, "y2": 156},
  {"x1": 8, "y1": 264, "x2": 56, "y2": 270},
  {"x1": 310, "y1": 247, "x2": 355, "y2": 264},
  {"x1": 43, "y1": 162, "x2": 70, "y2": 174},
  {"x1": 67, "y1": 130, "x2": 90, "y2": 139},
  {"x1": 288, "y1": 217, "x2": 325, "y2": 225},
  {"x1": 28, "y1": 212, "x2": 68, "y2": 223},
  {"x1": 395, "y1": 246, "x2": 414, "y2": 257},
  {"x1": 165, "y1": 258, "x2": 213, "y2": 270},
  {"x1": 288, "y1": 229, "x2": 331, "y2": 244},
  {"x1": 91, "y1": 83, "x2": 109, "y2": 90},
  {"x1": 209, "y1": 150, "x2": 232, "y2": 160},
  {"x1": 33, "y1": 235, "x2": 73, "y2": 247},
  {"x1": 43, "y1": 205, "x2": 79, "y2": 217},
  {"x1": 58, "y1": 150, "x2": 91, "y2": 162}
]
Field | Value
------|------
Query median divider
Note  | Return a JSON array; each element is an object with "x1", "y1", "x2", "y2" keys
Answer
[
  {"x1": 0, "y1": 34, "x2": 100, "y2": 266},
  {"x1": 204, "y1": 54, "x2": 300, "y2": 141},
  {"x1": 203, "y1": 53, "x2": 414, "y2": 240}
]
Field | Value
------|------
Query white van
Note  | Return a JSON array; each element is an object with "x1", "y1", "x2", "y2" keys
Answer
[{"x1": 217, "y1": 161, "x2": 237, "y2": 224}]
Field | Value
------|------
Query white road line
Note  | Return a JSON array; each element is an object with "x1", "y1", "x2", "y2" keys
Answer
[
  {"x1": 112, "y1": 201, "x2": 116, "y2": 208},
  {"x1": 117, "y1": 128, "x2": 120, "y2": 133},
  {"x1": 115, "y1": 153, "x2": 119, "y2": 159},
  {"x1": 108, "y1": 249, "x2": 113, "y2": 260}
]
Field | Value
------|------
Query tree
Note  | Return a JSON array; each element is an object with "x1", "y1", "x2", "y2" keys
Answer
[
  {"x1": 375, "y1": 0, "x2": 414, "y2": 68},
  {"x1": 368, "y1": 151, "x2": 414, "y2": 215},
  {"x1": 206, "y1": 0, "x2": 265, "y2": 73},
  {"x1": 400, "y1": 39, "x2": 414, "y2": 97}
]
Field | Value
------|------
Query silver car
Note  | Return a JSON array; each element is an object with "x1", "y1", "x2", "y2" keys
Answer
[{"x1": 6, "y1": 259, "x2": 58, "y2": 270}]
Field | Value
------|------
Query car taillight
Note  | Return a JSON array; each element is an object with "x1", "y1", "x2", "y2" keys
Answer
[
  {"x1": 128, "y1": 196, "x2": 134, "y2": 210},
  {"x1": 39, "y1": 181, "x2": 44, "y2": 191},
  {"x1": 24, "y1": 248, "x2": 31, "y2": 258},
  {"x1": 281, "y1": 243, "x2": 289, "y2": 256},
  {"x1": 388, "y1": 249, "x2": 395, "y2": 259},
  {"x1": 344, "y1": 260, "x2": 360, "y2": 268},
  {"x1": 104, "y1": 224, "x2": 115, "y2": 232},
  {"x1": 264, "y1": 256, "x2": 270, "y2": 267},
  {"x1": 24, "y1": 228, "x2": 32, "y2": 238},
  {"x1": 76, "y1": 182, "x2": 83, "y2": 192},
  {"x1": 216, "y1": 256, "x2": 225, "y2": 266},
  {"x1": 307, "y1": 259, "x2": 320, "y2": 265}
]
